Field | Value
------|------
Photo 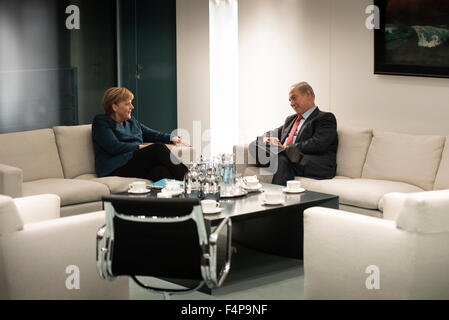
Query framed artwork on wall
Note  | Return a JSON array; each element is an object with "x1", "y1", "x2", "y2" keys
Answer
[{"x1": 374, "y1": 0, "x2": 449, "y2": 78}]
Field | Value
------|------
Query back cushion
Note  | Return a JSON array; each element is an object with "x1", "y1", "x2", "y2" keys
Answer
[
  {"x1": 336, "y1": 127, "x2": 373, "y2": 178},
  {"x1": 433, "y1": 136, "x2": 449, "y2": 190},
  {"x1": 362, "y1": 131, "x2": 445, "y2": 190},
  {"x1": 53, "y1": 125, "x2": 96, "y2": 179},
  {"x1": 0, "y1": 129, "x2": 64, "y2": 182}
]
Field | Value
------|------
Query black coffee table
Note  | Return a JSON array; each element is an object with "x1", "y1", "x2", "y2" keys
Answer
[
  {"x1": 117, "y1": 183, "x2": 338, "y2": 294},
  {"x1": 208, "y1": 183, "x2": 338, "y2": 259}
]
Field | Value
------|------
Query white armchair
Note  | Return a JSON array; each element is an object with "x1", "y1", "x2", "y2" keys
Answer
[
  {"x1": 303, "y1": 190, "x2": 449, "y2": 300},
  {"x1": 0, "y1": 194, "x2": 129, "y2": 299}
]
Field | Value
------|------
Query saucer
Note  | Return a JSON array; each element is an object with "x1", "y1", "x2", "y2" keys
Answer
[
  {"x1": 161, "y1": 188, "x2": 184, "y2": 196},
  {"x1": 241, "y1": 183, "x2": 263, "y2": 191},
  {"x1": 283, "y1": 187, "x2": 305, "y2": 194},
  {"x1": 128, "y1": 189, "x2": 151, "y2": 194},
  {"x1": 261, "y1": 198, "x2": 285, "y2": 205},
  {"x1": 202, "y1": 207, "x2": 223, "y2": 215}
]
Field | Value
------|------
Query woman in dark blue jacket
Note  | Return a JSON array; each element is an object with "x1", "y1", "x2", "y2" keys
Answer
[{"x1": 92, "y1": 87, "x2": 189, "y2": 181}]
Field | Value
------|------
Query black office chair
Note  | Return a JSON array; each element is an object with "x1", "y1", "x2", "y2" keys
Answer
[{"x1": 96, "y1": 195, "x2": 232, "y2": 299}]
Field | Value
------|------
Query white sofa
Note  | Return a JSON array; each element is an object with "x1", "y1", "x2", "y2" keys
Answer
[
  {"x1": 234, "y1": 127, "x2": 449, "y2": 218},
  {"x1": 0, "y1": 193, "x2": 129, "y2": 299},
  {"x1": 0, "y1": 125, "x2": 193, "y2": 216},
  {"x1": 303, "y1": 189, "x2": 449, "y2": 299}
]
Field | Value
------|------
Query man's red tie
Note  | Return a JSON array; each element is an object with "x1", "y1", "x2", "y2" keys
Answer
[{"x1": 285, "y1": 116, "x2": 302, "y2": 146}]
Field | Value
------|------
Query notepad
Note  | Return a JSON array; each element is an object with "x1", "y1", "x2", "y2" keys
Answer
[{"x1": 147, "y1": 178, "x2": 184, "y2": 189}]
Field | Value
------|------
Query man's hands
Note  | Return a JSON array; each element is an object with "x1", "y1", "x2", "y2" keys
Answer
[
  {"x1": 263, "y1": 136, "x2": 285, "y2": 149},
  {"x1": 172, "y1": 136, "x2": 192, "y2": 147}
]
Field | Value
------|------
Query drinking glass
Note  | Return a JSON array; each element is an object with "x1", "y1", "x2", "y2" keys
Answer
[
  {"x1": 184, "y1": 162, "x2": 201, "y2": 198},
  {"x1": 201, "y1": 167, "x2": 221, "y2": 201}
]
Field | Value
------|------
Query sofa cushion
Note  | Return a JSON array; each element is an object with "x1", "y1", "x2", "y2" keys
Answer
[
  {"x1": 60, "y1": 201, "x2": 103, "y2": 217},
  {"x1": 242, "y1": 166, "x2": 349, "y2": 186},
  {"x1": 433, "y1": 136, "x2": 449, "y2": 190},
  {"x1": 298, "y1": 176, "x2": 348, "y2": 189},
  {"x1": 0, "y1": 129, "x2": 64, "y2": 182},
  {"x1": 361, "y1": 131, "x2": 445, "y2": 190},
  {"x1": 395, "y1": 189, "x2": 449, "y2": 233},
  {"x1": 22, "y1": 179, "x2": 109, "y2": 206},
  {"x1": 338, "y1": 204, "x2": 382, "y2": 218},
  {"x1": 0, "y1": 195, "x2": 23, "y2": 234},
  {"x1": 75, "y1": 174, "x2": 98, "y2": 180},
  {"x1": 53, "y1": 125, "x2": 96, "y2": 179},
  {"x1": 305, "y1": 178, "x2": 423, "y2": 210},
  {"x1": 336, "y1": 127, "x2": 372, "y2": 178},
  {"x1": 75, "y1": 174, "x2": 150, "y2": 194}
]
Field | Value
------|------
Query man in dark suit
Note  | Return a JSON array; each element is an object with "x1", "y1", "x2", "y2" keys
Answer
[{"x1": 248, "y1": 82, "x2": 338, "y2": 186}]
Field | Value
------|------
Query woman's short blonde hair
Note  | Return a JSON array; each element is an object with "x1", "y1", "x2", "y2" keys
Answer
[{"x1": 101, "y1": 87, "x2": 134, "y2": 115}]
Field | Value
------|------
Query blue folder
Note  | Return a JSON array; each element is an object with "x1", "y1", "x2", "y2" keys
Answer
[{"x1": 148, "y1": 178, "x2": 184, "y2": 189}]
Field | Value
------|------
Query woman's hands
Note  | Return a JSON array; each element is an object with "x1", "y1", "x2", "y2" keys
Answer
[
  {"x1": 172, "y1": 136, "x2": 192, "y2": 147},
  {"x1": 138, "y1": 137, "x2": 192, "y2": 149}
]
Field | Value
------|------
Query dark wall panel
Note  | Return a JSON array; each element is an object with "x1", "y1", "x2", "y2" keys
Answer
[
  {"x1": 0, "y1": 0, "x2": 116, "y2": 133},
  {"x1": 70, "y1": 0, "x2": 117, "y2": 125},
  {"x1": 120, "y1": 0, "x2": 177, "y2": 134},
  {"x1": 0, "y1": 0, "x2": 72, "y2": 133}
]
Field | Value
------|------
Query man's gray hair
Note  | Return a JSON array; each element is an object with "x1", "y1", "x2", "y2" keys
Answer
[{"x1": 291, "y1": 82, "x2": 315, "y2": 98}]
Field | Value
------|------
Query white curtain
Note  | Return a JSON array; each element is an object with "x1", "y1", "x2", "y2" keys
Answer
[{"x1": 209, "y1": 0, "x2": 239, "y2": 156}]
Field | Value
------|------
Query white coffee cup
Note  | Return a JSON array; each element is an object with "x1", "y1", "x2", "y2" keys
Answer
[
  {"x1": 157, "y1": 192, "x2": 171, "y2": 198},
  {"x1": 264, "y1": 191, "x2": 283, "y2": 203},
  {"x1": 286, "y1": 180, "x2": 302, "y2": 191},
  {"x1": 165, "y1": 180, "x2": 182, "y2": 192},
  {"x1": 128, "y1": 181, "x2": 147, "y2": 193},
  {"x1": 245, "y1": 176, "x2": 259, "y2": 188},
  {"x1": 201, "y1": 200, "x2": 220, "y2": 213}
]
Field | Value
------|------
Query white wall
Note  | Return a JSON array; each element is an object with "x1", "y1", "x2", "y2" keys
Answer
[
  {"x1": 238, "y1": 0, "x2": 449, "y2": 144},
  {"x1": 238, "y1": 0, "x2": 331, "y2": 143},
  {"x1": 331, "y1": 0, "x2": 449, "y2": 136},
  {"x1": 177, "y1": 0, "x2": 449, "y2": 149},
  {"x1": 176, "y1": 0, "x2": 211, "y2": 159}
]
